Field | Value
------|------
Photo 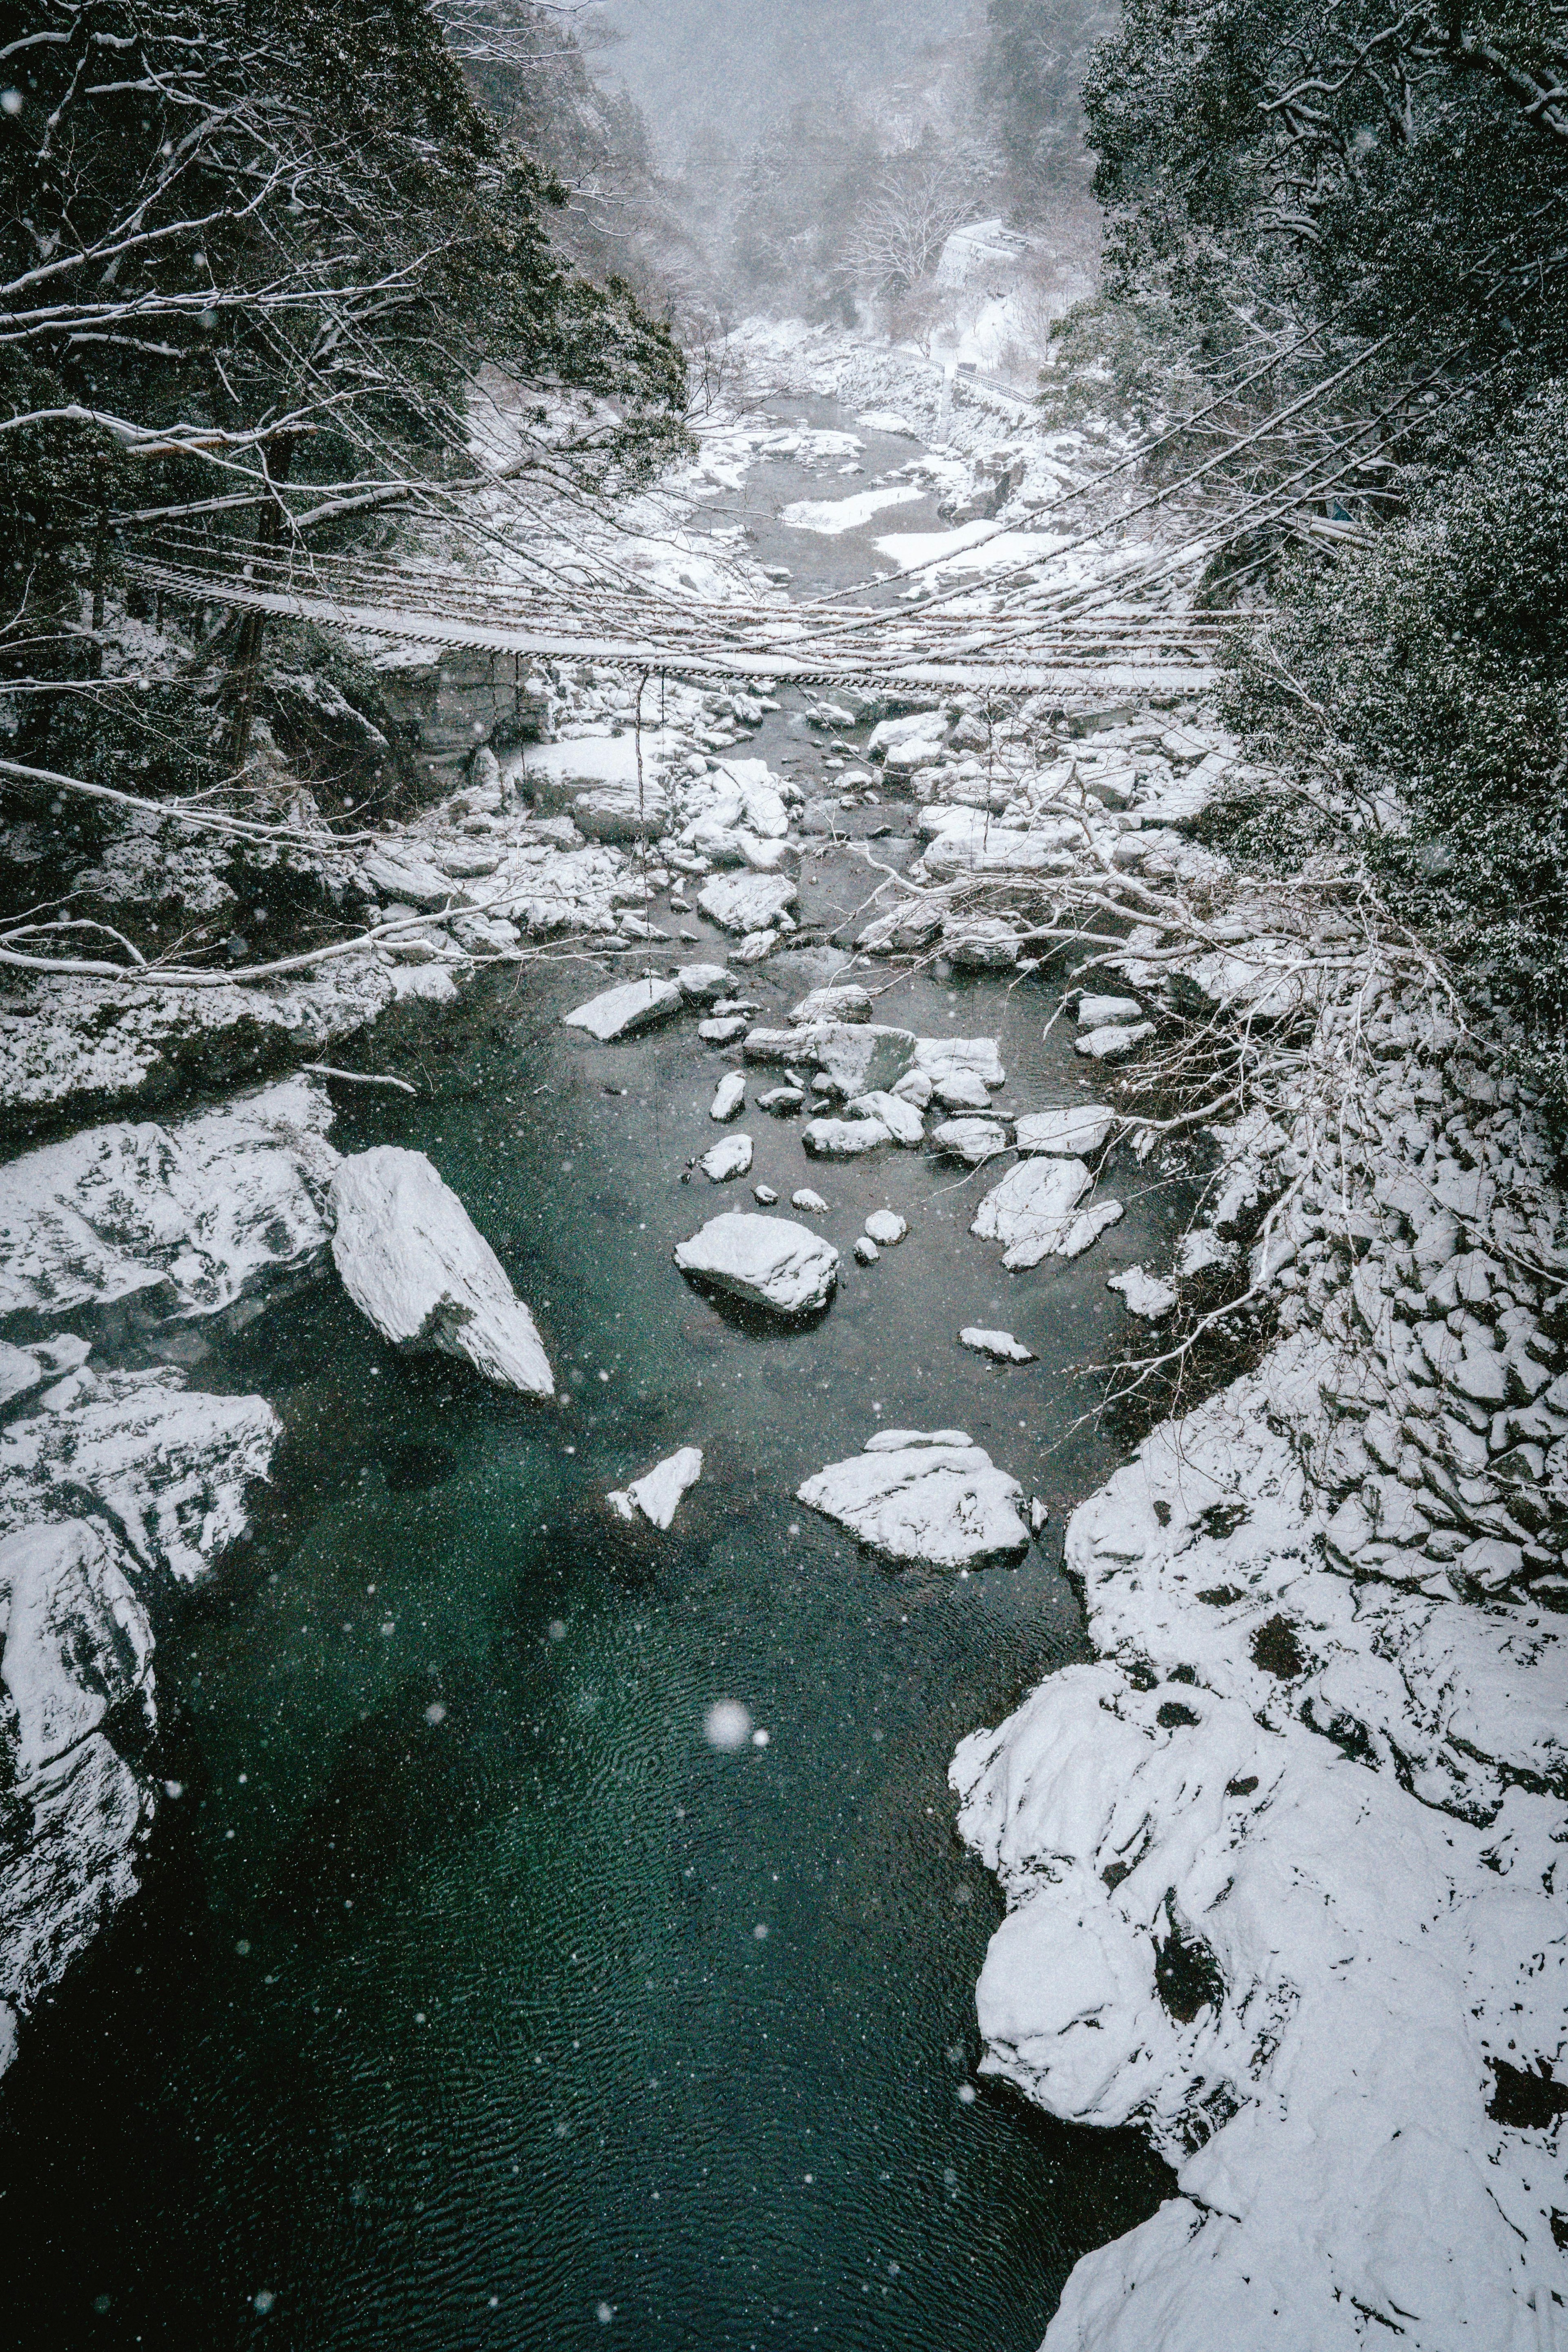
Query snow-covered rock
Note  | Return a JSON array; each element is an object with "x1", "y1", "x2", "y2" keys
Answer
[
  {"x1": 952, "y1": 1330, "x2": 1568, "y2": 2352},
  {"x1": 1077, "y1": 1022, "x2": 1156, "y2": 1062},
  {"x1": 959, "y1": 1327, "x2": 1037, "y2": 1363},
  {"x1": 803, "y1": 1117, "x2": 891, "y2": 1158},
  {"x1": 700, "y1": 1133, "x2": 753, "y2": 1183},
  {"x1": 329, "y1": 1149, "x2": 553, "y2": 1394},
  {"x1": 915, "y1": 1036, "x2": 1004, "y2": 1094},
  {"x1": 792, "y1": 1189, "x2": 829, "y2": 1214},
  {"x1": 797, "y1": 1428, "x2": 1031, "y2": 1568},
  {"x1": 865, "y1": 1210, "x2": 908, "y2": 1247},
  {"x1": 674, "y1": 1213, "x2": 839, "y2": 1316},
  {"x1": 0, "y1": 1360, "x2": 280, "y2": 1585},
  {"x1": 1016, "y1": 1105, "x2": 1115, "y2": 1157},
  {"x1": 972, "y1": 1158, "x2": 1095, "y2": 1268},
  {"x1": 606, "y1": 1446, "x2": 703, "y2": 1531},
  {"x1": 361, "y1": 848, "x2": 468, "y2": 910},
  {"x1": 677, "y1": 963, "x2": 730, "y2": 1004},
  {"x1": 1078, "y1": 994, "x2": 1143, "y2": 1030},
  {"x1": 697, "y1": 872, "x2": 798, "y2": 934},
  {"x1": 792, "y1": 985, "x2": 871, "y2": 1024},
  {"x1": 932, "y1": 1118, "x2": 1010, "y2": 1166},
  {"x1": 0, "y1": 1076, "x2": 339, "y2": 1329},
  {"x1": 847, "y1": 1090, "x2": 925, "y2": 1146},
  {"x1": 710, "y1": 1073, "x2": 746, "y2": 1122},
  {"x1": 562, "y1": 977, "x2": 684, "y2": 1041},
  {"x1": 1178, "y1": 1227, "x2": 1236, "y2": 1278},
  {"x1": 944, "y1": 917, "x2": 1021, "y2": 970},
  {"x1": 1108, "y1": 1265, "x2": 1178, "y2": 1320},
  {"x1": 854, "y1": 1236, "x2": 881, "y2": 1265}
]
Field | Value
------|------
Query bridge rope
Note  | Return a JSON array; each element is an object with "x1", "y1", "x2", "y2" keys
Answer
[{"x1": 127, "y1": 535, "x2": 1230, "y2": 698}]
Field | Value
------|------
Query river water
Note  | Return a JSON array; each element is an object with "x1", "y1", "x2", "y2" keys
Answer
[{"x1": 0, "y1": 396, "x2": 1177, "y2": 2350}]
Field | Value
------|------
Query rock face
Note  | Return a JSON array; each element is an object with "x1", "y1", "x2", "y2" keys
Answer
[
  {"x1": 972, "y1": 1158, "x2": 1095, "y2": 1268},
  {"x1": 607, "y1": 1446, "x2": 703, "y2": 1531},
  {"x1": 0, "y1": 1346, "x2": 279, "y2": 2075},
  {"x1": 674, "y1": 1213, "x2": 839, "y2": 1316},
  {"x1": 797, "y1": 1429, "x2": 1031, "y2": 1568},
  {"x1": 951, "y1": 1329, "x2": 1568, "y2": 2352},
  {"x1": 330, "y1": 1149, "x2": 554, "y2": 1395},
  {"x1": 0, "y1": 1075, "x2": 339, "y2": 1327},
  {"x1": 697, "y1": 872, "x2": 798, "y2": 934},
  {"x1": 562, "y1": 978, "x2": 684, "y2": 1042},
  {"x1": 1, "y1": 1359, "x2": 281, "y2": 1584}
]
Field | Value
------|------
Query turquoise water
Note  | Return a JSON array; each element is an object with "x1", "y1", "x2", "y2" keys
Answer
[
  {"x1": 0, "y1": 944, "x2": 1182, "y2": 2351},
  {"x1": 0, "y1": 399, "x2": 1183, "y2": 2349}
]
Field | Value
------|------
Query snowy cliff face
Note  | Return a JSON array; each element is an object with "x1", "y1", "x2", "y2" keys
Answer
[
  {"x1": 951, "y1": 1061, "x2": 1568, "y2": 2344},
  {"x1": 0, "y1": 1080, "x2": 340, "y2": 2069}
]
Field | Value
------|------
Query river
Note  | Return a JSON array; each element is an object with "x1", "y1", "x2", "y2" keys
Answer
[{"x1": 0, "y1": 391, "x2": 1178, "y2": 2350}]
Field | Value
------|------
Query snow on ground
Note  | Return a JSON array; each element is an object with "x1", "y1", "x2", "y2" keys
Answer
[{"x1": 778, "y1": 484, "x2": 926, "y2": 535}]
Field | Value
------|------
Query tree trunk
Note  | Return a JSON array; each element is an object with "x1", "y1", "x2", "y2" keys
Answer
[{"x1": 223, "y1": 434, "x2": 297, "y2": 772}]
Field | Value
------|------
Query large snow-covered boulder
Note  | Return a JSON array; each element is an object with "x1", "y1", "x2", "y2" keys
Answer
[
  {"x1": 674, "y1": 1212, "x2": 839, "y2": 1316},
  {"x1": 0, "y1": 1076, "x2": 340, "y2": 1329},
  {"x1": 562, "y1": 977, "x2": 683, "y2": 1041},
  {"x1": 330, "y1": 1149, "x2": 554, "y2": 1394},
  {"x1": 972, "y1": 1157, "x2": 1100, "y2": 1269},
  {"x1": 697, "y1": 871, "x2": 798, "y2": 934},
  {"x1": 797, "y1": 1428, "x2": 1031, "y2": 1568},
  {"x1": 1015, "y1": 1105, "x2": 1115, "y2": 1157}
]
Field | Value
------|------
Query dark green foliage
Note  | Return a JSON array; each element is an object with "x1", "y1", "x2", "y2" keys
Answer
[
  {"x1": 984, "y1": 0, "x2": 1118, "y2": 213},
  {"x1": 1223, "y1": 385, "x2": 1568, "y2": 1096},
  {"x1": 0, "y1": 0, "x2": 685, "y2": 723}
]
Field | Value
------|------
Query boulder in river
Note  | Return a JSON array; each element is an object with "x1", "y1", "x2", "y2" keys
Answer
[
  {"x1": 1108, "y1": 1265, "x2": 1177, "y2": 1320},
  {"x1": 563, "y1": 977, "x2": 683, "y2": 1042},
  {"x1": 959, "y1": 1327, "x2": 1037, "y2": 1363},
  {"x1": 803, "y1": 1118, "x2": 890, "y2": 1159},
  {"x1": 699, "y1": 1134, "x2": 753, "y2": 1183},
  {"x1": 606, "y1": 1446, "x2": 703, "y2": 1531},
  {"x1": 797, "y1": 1428, "x2": 1031, "y2": 1568},
  {"x1": 971, "y1": 1158, "x2": 1094, "y2": 1269},
  {"x1": 674, "y1": 1213, "x2": 839, "y2": 1316},
  {"x1": 931, "y1": 1117, "x2": 1010, "y2": 1166},
  {"x1": 847, "y1": 1091, "x2": 924, "y2": 1146},
  {"x1": 1076, "y1": 1022, "x2": 1156, "y2": 1062},
  {"x1": 677, "y1": 963, "x2": 730, "y2": 1004},
  {"x1": 697, "y1": 872, "x2": 798, "y2": 934},
  {"x1": 1015, "y1": 1105, "x2": 1114, "y2": 1157},
  {"x1": 330, "y1": 1149, "x2": 554, "y2": 1395},
  {"x1": 791, "y1": 985, "x2": 871, "y2": 1025},
  {"x1": 710, "y1": 1073, "x2": 746, "y2": 1122},
  {"x1": 864, "y1": 1210, "x2": 908, "y2": 1246}
]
